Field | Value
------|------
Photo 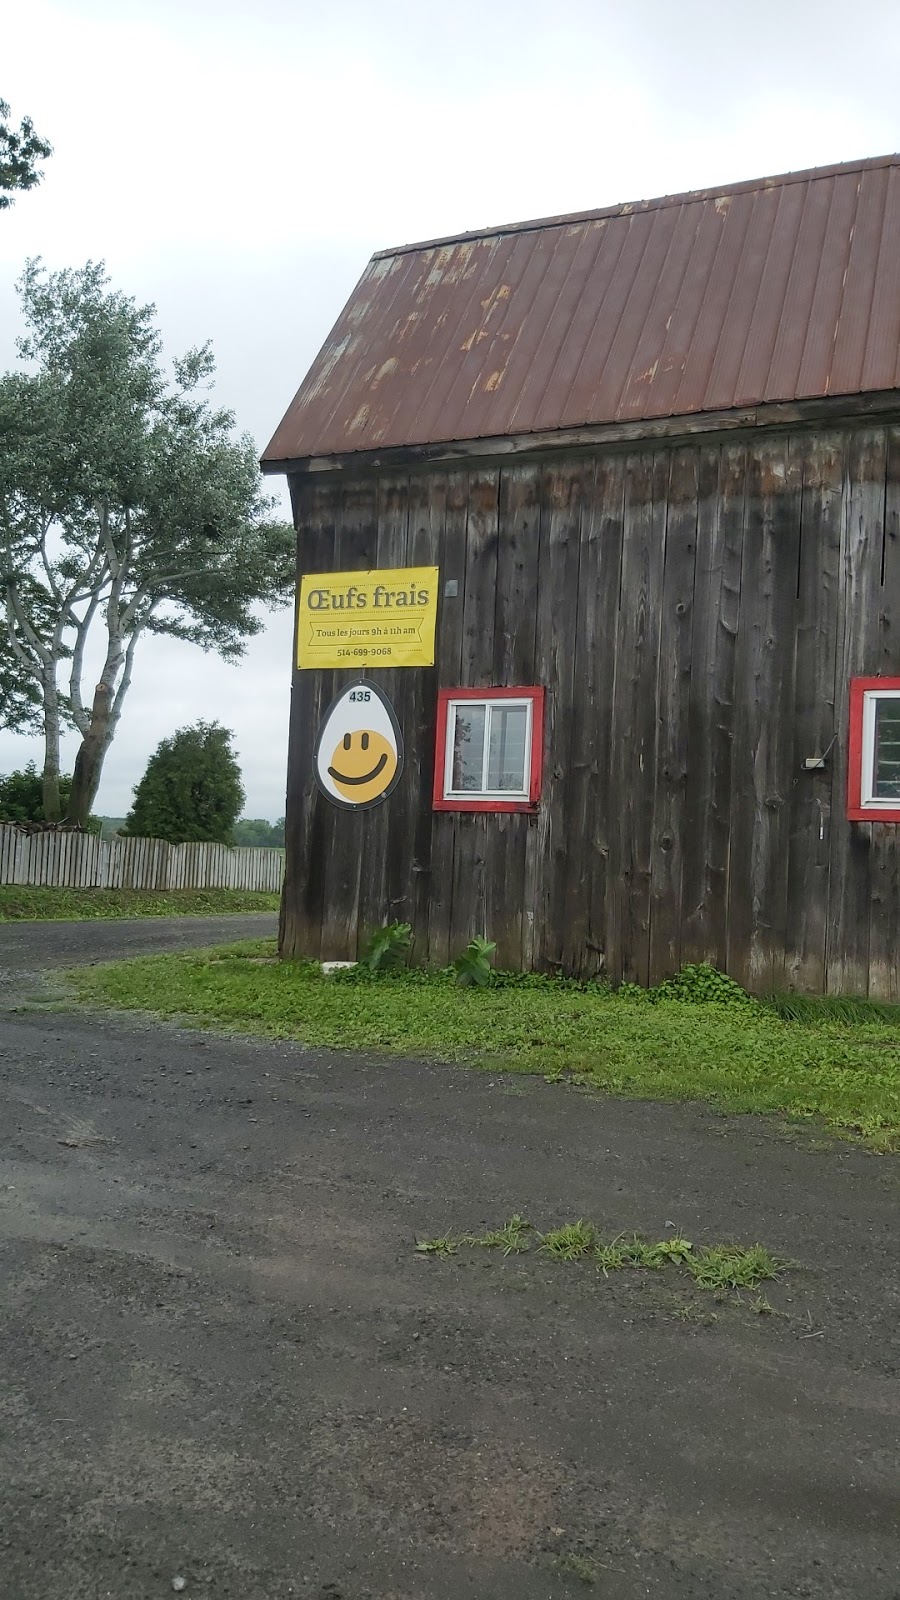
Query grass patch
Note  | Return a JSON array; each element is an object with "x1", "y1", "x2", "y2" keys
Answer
[
  {"x1": 685, "y1": 1244, "x2": 782, "y2": 1291},
  {"x1": 468, "y1": 1214, "x2": 533, "y2": 1254},
  {"x1": 413, "y1": 1215, "x2": 791, "y2": 1294},
  {"x1": 764, "y1": 991, "x2": 900, "y2": 1027},
  {"x1": 540, "y1": 1220, "x2": 597, "y2": 1260},
  {"x1": 0, "y1": 886, "x2": 280, "y2": 921},
  {"x1": 66, "y1": 947, "x2": 900, "y2": 1148},
  {"x1": 555, "y1": 1552, "x2": 597, "y2": 1585},
  {"x1": 414, "y1": 1233, "x2": 459, "y2": 1258}
]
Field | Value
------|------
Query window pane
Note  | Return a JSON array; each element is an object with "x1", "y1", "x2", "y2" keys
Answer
[
  {"x1": 874, "y1": 699, "x2": 900, "y2": 798},
  {"x1": 487, "y1": 704, "x2": 528, "y2": 791},
  {"x1": 451, "y1": 704, "x2": 486, "y2": 790}
]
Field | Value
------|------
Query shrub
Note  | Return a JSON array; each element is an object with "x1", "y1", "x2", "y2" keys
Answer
[
  {"x1": 453, "y1": 936, "x2": 496, "y2": 988},
  {"x1": 359, "y1": 920, "x2": 413, "y2": 973}
]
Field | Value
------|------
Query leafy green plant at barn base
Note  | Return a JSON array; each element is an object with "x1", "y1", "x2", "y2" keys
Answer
[
  {"x1": 453, "y1": 936, "x2": 497, "y2": 987},
  {"x1": 359, "y1": 921, "x2": 413, "y2": 973}
]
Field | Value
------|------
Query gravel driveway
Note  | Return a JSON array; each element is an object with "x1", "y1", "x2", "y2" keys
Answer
[{"x1": 0, "y1": 918, "x2": 898, "y2": 1598}]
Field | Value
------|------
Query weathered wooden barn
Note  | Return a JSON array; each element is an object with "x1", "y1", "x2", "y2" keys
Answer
[{"x1": 263, "y1": 155, "x2": 900, "y2": 996}]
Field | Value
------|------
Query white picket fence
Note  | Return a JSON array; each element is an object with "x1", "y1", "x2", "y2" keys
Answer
[{"x1": 0, "y1": 824, "x2": 285, "y2": 893}]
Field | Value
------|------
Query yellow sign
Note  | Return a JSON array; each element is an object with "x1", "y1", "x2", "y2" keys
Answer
[{"x1": 297, "y1": 566, "x2": 439, "y2": 670}]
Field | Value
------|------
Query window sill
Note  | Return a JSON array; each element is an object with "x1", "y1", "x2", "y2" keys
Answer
[{"x1": 433, "y1": 797, "x2": 539, "y2": 814}]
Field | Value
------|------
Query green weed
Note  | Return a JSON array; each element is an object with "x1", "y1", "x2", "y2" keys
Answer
[
  {"x1": 359, "y1": 921, "x2": 412, "y2": 973},
  {"x1": 764, "y1": 991, "x2": 900, "y2": 1027},
  {"x1": 594, "y1": 1238, "x2": 633, "y2": 1275},
  {"x1": 453, "y1": 936, "x2": 497, "y2": 988},
  {"x1": 540, "y1": 1220, "x2": 597, "y2": 1260},
  {"x1": 641, "y1": 1236, "x2": 695, "y2": 1266},
  {"x1": 414, "y1": 1234, "x2": 459, "y2": 1258},
  {"x1": 555, "y1": 1551, "x2": 596, "y2": 1585},
  {"x1": 468, "y1": 1214, "x2": 533, "y2": 1254},
  {"x1": 685, "y1": 1244, "x2": 783, "y2": 1291}
]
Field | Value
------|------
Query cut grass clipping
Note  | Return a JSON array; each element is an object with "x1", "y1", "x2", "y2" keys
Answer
[
  {"x1": 68, "y1": 943, "x2": 900, "y2": 1149},
  {"x1": 416, "y1": 1216, "x2": 786, "y2": 1291},
  {"x1": 0, "y1": 886, "x2": 280, "y2": 922}
]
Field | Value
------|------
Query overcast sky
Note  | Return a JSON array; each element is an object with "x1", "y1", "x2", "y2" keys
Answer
[{"x1": 3, "y1": 0, "x2": 900, "y2": 819}]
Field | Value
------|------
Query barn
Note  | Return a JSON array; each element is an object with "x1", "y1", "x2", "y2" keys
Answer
[{"x1": 262, "y1": 154, "x2": 900, "y2": 997}]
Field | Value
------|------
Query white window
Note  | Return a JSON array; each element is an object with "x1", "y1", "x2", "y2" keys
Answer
[
  {"x1": 861, "y1": 688, "x2": 900, "y2": 806},
  {"x1": 433, "y1": 688, "x2": 544, "y2": 811}
]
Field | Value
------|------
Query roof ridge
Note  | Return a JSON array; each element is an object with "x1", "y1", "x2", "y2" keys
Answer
[{"x1": 373, "y1": 153, "x2": 900, "y2": 260}]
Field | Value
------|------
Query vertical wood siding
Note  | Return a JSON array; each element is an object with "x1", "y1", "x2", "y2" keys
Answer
[
  {"x1": 282, "y1": 420, "x2": 900, "y2": 997},
  {"x1": 0, "y1": 831, "x2": 285, "y2": 893}
]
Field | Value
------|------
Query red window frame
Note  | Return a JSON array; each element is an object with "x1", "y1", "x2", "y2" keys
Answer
[
  {"x1": 847, "y1": 676, "x2": 900, "y2": 822},
  {"x1": 433, "y1": 687, "x2": 544, "y2": 813}
]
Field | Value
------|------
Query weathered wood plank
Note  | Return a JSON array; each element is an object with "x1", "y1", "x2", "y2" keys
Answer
[
  {"x1": 354, "y1": 475, "x2": 410, "y2": 947},
  {"x1": 388, "y1": 471, "x2": 441, "y2": 958},
  {"x1": 426, "y1": 471, "x2": 469, "y2": 967},
  {"x1": 605, "y1": 449, "x2": 668, "y2": 984},
  {"x1": 530, "y1": 460, "x2": 586, "y2": 970},
  {"x1": 280, "y1": 477, "x2": 340, "y2": 959},
  {"x1": 489, "y1": 464, "x2": 542, "y2": 970},
  {"x1": 826, "y1": 427, "x2": 886, "y2": 995},
  {"x1": 448, "y1": 468, "x2": 500, "y2": 958},
  {"x1": 648, "y1": 446, "x2": 699, "y2": 982},
  {"x1": 318, "y1": 477, "x2": 379, "y2": 960},
  {"x1": 680, "y1": 443, "x2": 745, "y2": 968},
  {"x1": 783, "y1": 433, "x2": 844, "y2": 993},
  {"x1": 867, "y1": 425, "x2": 900, "y2": 999},
  {"x1": 565, "y1": 452, "x2": 626, "y2": 978},
  {"x1": 725, "y1": 437, "x2": 802, "y2": 991}
]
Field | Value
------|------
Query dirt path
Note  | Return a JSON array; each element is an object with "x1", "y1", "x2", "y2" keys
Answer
[{"x1": 0, "y1": 922, "x2": 898, "y2": 1597}]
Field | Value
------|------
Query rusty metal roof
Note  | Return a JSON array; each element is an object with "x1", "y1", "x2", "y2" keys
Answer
[{"x1": 262, "y1": 154, "x2": 900, "y2": 467}]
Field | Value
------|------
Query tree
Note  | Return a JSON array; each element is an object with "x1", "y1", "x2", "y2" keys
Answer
[
  {"x1": 0, "y1": 761, "x2": 99, "y2": 831},
  {"x1": 0, "y1": 98, "x2": 52, "y2": 209},
  {"x1": 124, "y1": 722, "x2": 245, "y2": 844},
  {"x1": 0, "y1": 658, "x2": 41, "y2": 733},
  {"x1": 232, "y1": 816, "x2": 285, "y2": 848},
  {"x1": 0, "y1": 261, "x2": 293, "y2": 827}
]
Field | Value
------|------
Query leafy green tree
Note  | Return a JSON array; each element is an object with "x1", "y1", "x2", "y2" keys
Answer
[
  {"x1": 123, "y1": 722, "x2": 245, "y2": 844},
  {"x1": 0, "y1": 762, "x2": 99, "y2": 831},
  {"x1": 0, "y1": 659, "x2": 41, "y2": 733},
  {"x1": 232, "y1": 816, "x2": 285, "y2": 847},
  {"x1": 0, "y1": 260, "x2": 294, "y2": 825},
  {"x1": 0, "y1": 98, "x2": 52, "y2": 209}
]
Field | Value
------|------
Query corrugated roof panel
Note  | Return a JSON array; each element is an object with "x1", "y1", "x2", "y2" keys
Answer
[
  {"x1": 594, "y1": 205, "x2": 686, "y2": 420},
  {"x1": 734, "y1": 178, "x2": 811, "y2": 405},
  {"x1": 558, "y1": 211, "x2": 662, "y2": 427},
  {"x1": 764, "y1": 174, "x2": 835, "y2": 401},
  {"x1": 830, "y1": 164, "x2": 890, "y2": 394},
  {"x1": 613, "y1": 201, "x2": 706, "y2": 420},
  {"x1": 501, "y1": 222, "x2": 607, "y2": 435},
  {"x1": 702, "y1": 187, "x2": 780, "y2": 411},
  {"x1": 861, "y1": 164, "x2": 900, "y2": 390},
  {"x1": 261, "y1": 154, "x2": 900, "y2": 465},
  {"x1": 523, "y1": 218, "x2": 627, "y2": 431},
  {"x1": 406, "y1": 235, "x2": 523, "y2": 445},
  {"x1": 669, "y1": 191, "x2": 755, "y2": 417},
  {"x1": 794, "y1": 173, "x2": 857, "y2": 397},
  {"x1": 621, "y1": 196, "x2": 724, "y2": 419},
  {"x1": 430, "y1": 230, "x2": 554, "y2": 443}
]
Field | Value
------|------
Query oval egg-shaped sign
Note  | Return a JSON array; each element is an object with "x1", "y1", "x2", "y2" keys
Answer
[{"x1": 313, "y1": 682, "x2": 403, "y2": 810}]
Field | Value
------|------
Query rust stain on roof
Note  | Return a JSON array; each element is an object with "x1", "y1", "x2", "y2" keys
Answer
[{"x1": 262, "y1": 154, "x2": 900, "y2": 465}]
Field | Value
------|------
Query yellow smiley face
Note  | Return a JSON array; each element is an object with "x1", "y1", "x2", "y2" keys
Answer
[{"x1": 327, "y1": 729, "x2": 398, "y2": 804}]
